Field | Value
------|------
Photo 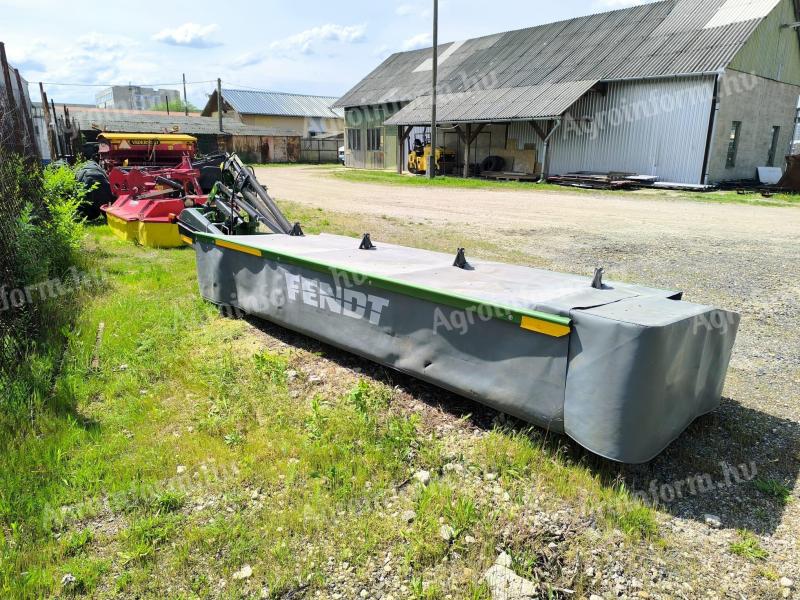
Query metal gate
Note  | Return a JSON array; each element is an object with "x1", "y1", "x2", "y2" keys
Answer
[{"x1": 299, "y1": 138, "x2": 340, "y2": 163}]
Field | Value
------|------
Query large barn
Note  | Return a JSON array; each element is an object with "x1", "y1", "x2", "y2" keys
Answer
[{"x1": 335, "y1": 0, "x2": 800, "y2": 184}]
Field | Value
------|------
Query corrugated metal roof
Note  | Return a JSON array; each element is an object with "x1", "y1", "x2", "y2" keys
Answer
[
  {"x1": 385, "y1": 80, "x2": 599, "y2": 125},
  {"x1": 336, "y1": 0, "x2": 784, "y2": 112},
  {"x1": 70, "y1": 108, "x2": 298, "y2": 137},
  {"x1": 220, "y1": 89, "x2": 343, "y2": 118}
]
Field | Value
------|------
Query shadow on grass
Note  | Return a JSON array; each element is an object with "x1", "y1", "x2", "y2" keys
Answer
[{"x1": 245, "y1": 315, "x2": 798, "y2": 536}]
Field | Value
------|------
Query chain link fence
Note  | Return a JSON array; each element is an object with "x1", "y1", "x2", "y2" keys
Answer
[{"x1": 0, "y1": 45, "x2": 49, "y2": 371}]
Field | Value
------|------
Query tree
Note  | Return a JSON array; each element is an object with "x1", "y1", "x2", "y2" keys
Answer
[{"x1": 150, "y1": 99, "x2": 198, "y2": 113}]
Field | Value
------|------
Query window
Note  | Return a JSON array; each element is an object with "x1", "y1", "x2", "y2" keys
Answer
[
  {"x1": 726, "y1": 121, "x2": 741, "y2": 169},
  {"x1": 347, "y1": 129, "x2": 361, "y2": 152},
  {"x1": 767, "y1": 126, "x2": 781, "y2": 167},
  {"x1": 366, "y1": 128, "x2": 384, "y2": 151}
]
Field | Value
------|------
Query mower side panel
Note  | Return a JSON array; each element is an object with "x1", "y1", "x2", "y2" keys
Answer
[{"x1": 194, "y1": 239, "x2": 571, "y2": 430}]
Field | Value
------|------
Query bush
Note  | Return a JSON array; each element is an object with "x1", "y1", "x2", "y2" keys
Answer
[{"x1": 0, "y1": 153, "x2": 87, "y2": 424}]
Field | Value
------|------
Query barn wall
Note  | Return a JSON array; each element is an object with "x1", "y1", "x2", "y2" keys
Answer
[
  {"x1": 729, "y1": 0, "x2": 800, "y2": 87},
  {"x1": 217, "y1": 135, "x2": 301, "y2": 163},
  {"x1": 707, "y1": 71, "x2": 800, "y2": 182},
  {"x1": 345, "y1": 105, "x2": 404, "y2": 169},
  {"x1": 237, "y1": 114, "x2": 344, "y2": 138},
  {"x1": 358, "y1": 77, "x2": 716, "y2": 182},
  {"x1": 550, "y1": 76, "x2": 716, "y2": 184}
]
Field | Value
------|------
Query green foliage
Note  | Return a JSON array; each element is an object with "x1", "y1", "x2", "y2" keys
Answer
[
  {"x1": 120, "y1": 514, "x2": 180, "y2": 565},
  {"x1": 150, "y1": 99, "x2": 198, "y2": 113},
  {"x1": 40, "y1": 162, "x2": 88, "y2": 274},
  {"x1": 61, "y1": 528, "x2": 94, "y2": 557},
  {"x1": 600, "y1": 484, "x2": 660, "y2": 540},
  {"x1": 753, "y1": 478, "x2": 793, "y2": 505},
  {"x1": 730, "y1": 530, "x2": 768, "y2": 561},
  {"x1": 410, "y1": 576, "x2": 444, "y2": 600},
  {"x1": 0, "y1": 155, "x2": 88, "y2": 427}
]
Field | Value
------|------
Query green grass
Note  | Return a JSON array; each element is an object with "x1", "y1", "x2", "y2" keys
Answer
[
  {"x1": 753, "y1": 478, "x2": 793, "y2": 505},
  {"x1": 249, "y1": 162, "x2": 340, "y2": 169},
  {"x1": 730, "y1": 530, "x2": 769, "y2": 562},
  {"x1": 0, "y1": 224, "x2": 672, "y2": 598},
  {"x1": 326, "y1": 166, "x2": 800, "y2": 207},
  {"x1": 332, "y1": 168, "x2": 559, "y2": 191}
]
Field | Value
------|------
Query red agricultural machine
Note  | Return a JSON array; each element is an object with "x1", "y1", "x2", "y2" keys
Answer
[
  {"x1": 101, "y1": 155, "x2": 210, "y2": 247},
  {"x1": 81, "y1": 132, "x2": 225, "y2": 247},
  {"x1": 97, "y1": 132, "x2": 198, "y2": 170}
]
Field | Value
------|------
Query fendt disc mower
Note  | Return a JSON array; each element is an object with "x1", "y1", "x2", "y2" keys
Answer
[{"x1": 178, "y1": 155, "x2": 739, "y2": 464}]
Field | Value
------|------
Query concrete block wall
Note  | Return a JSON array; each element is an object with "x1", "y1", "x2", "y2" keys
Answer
[{"x1": 707, "y1": 70, "x2": 800, "y2": 183}]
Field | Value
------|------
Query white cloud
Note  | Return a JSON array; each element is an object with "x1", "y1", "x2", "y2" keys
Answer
[
  {"x1": 401, "y1": 33, "x2": 432, "y2": 51},
  {"x1": 153, "y1": 23, "x2": 221, "y2": 48},
  {"x1": 395, "y1": 2, "x2": 431, "y2": 18},
  {"x1": 77, "y1": 32, "x2": 136, "y2": 51},
  {"x1": 6, "y1": 44, "x2": 47, "y2": 73},
  {"x1": 270, "y1": 24, "x2": 367, "y2": 55},
  {"x1": 230, "y1": 51, "x2": 266, "y2": 69}
]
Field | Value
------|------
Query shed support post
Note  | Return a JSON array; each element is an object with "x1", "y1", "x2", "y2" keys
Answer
[
  {"x1": 455, "y1": 123, "x2": 485, "y2": 178},
  {"x1": 397, "y1": 125, "x2": 413, "y2": 174},
  {"x1": 532, "y1": 119, "x2": 561, "y2": 181},
  {"x1": 463, "y1": 123, "x2": 471, "y2": 178},
  {"x1": 397, "y1": 126, "x2": 403, "y2": 173}
]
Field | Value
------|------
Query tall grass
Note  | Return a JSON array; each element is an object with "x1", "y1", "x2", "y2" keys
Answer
[{"x1": 0, "y1": 155, "x2": 88, "y2": 429}]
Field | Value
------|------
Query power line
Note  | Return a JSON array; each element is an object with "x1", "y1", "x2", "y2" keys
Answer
[
  {"x1": 226, "y1": 82, "x2": 272, "y2": 92},
  {"x1": 39, "y1": 79, "x2": 217, "y2": 88}
]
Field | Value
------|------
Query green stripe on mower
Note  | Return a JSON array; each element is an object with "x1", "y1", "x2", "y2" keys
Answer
[{"x1": 192, "y1": 232, "x2": 572, "y2": 338}]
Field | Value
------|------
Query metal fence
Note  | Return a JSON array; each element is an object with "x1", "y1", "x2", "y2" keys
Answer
[
  {"x1": 299, "y1": 137, "x2": 340, "y2": 163},
  {"x1": 0, "y1": 41, "x2": 47, "y2": 369}
]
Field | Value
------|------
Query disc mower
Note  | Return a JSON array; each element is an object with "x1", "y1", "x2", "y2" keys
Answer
[{"x1": 177, "y1": 155, "x2": 740, "y2": 464}]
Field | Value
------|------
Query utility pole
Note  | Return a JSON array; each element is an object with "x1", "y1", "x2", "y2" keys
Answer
[
  {"x1": 427, "y1": 0, "x2": 439, "y2": 179},
  {"x1": 182, "y1": 73, "x2": 189, "y2": 116},
  {"x1": 217, "y1": 78, "x2": 223, "y2": 133},
  {"x1": 165, "y1": 95, "x2": 170, "y2": 115}
]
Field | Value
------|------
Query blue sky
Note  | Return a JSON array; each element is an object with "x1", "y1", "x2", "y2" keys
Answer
[{"x1": 3, "y1": 0, "x2": 647, "y2": 108}]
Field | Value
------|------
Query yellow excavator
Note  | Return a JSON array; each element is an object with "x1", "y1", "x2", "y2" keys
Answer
[{"x1": 407, "y1": 136, "x2": 456, "y2": 175}]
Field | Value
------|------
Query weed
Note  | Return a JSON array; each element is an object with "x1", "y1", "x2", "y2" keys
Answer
[
  {"x1": 155, "y1": 490, "x2": 186, "y2": 514},
  {"x1": 225, "y1": 432, "x2": 245, "y2": 447},
  {"x1": 730, "y1": 530, "x2": 768, "y2": 561},
  {"x1": 466, "y1": 581, "x2": 492, "y2": 600},
  {"x1": 446, "y1": 497, "x2": 479, "y2": 538},
  {"x1": 305, "y1": 396, "x2": 329, "y2": 440},
  {"x1": 59, "y1": 557, "x2": 109, "y2": 595},
  {"x1": 601, "y1": 488, "x2": 660, "y2": 540},
  {"x1": 753, "y1": 478, "x2": 792, "y2": 505},
  {"x1": 254, "y1": 351, "x2": 288, "y2": 384},
  {"x1": 61, "y1": 528, "x2": 93, "y2": 557},
  {"x1": 410, "y1": 576, "x2": 444, "y2": 599},
  {"x1": 120, "y1": 514, "x2": 179, "y2": 565}
]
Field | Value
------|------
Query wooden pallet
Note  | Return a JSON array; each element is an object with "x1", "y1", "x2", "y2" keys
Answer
[{"x1": 481, "y1": 171, "x2": 540, "y2": 182}]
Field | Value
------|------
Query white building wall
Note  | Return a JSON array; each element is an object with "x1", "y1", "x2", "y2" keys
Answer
[{"x1": 550, "y1": 76, "x2": 717, "y2": 184}]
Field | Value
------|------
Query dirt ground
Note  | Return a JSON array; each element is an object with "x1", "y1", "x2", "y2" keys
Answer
[
  {"x1": 258, "y1": 165, "x2": 800, "y2": 241},
  {"x1": 256, "y1": 165, "x2": 800, "y2": 597}
]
